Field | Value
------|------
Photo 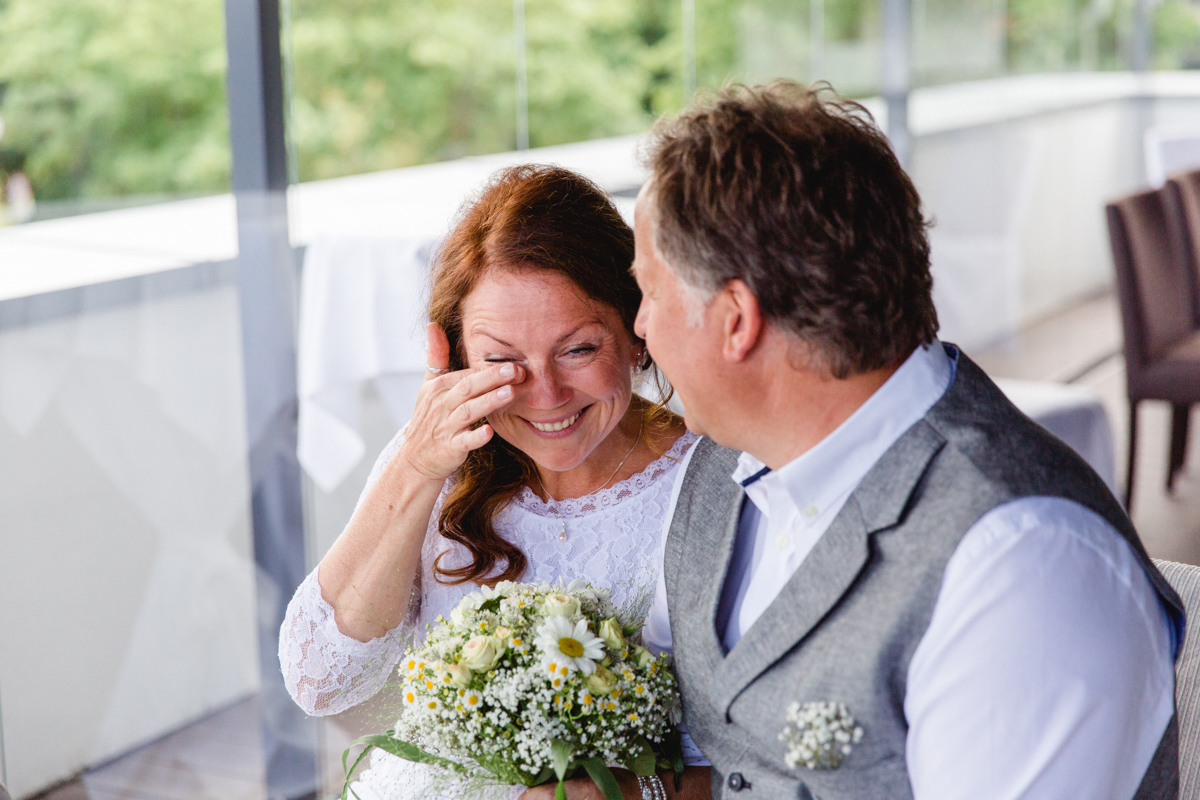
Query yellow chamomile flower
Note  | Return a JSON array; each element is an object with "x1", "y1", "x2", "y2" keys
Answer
[{"x1": 534, "y1": 616, "x2": 605, "y2": 676}]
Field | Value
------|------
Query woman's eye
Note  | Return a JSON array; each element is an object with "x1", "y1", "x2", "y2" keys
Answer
[{"x1": 567, "y1": 345, "x2": 596, "y2": 356}]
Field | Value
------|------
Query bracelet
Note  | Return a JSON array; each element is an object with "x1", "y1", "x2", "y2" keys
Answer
[{"x1": 637, "y1": 775, "x2": 666, "y2": 800}]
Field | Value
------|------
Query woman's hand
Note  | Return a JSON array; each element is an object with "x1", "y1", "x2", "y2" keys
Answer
[
  {"x1": 397, "y1": 323, "x2": 526, "y2": 481},
  {"x1": 518, "y1": 768, "x2": 712, "y2": 800},
  {"x1": 518, "y1": 771, "x2": 640, "y2": 800}
]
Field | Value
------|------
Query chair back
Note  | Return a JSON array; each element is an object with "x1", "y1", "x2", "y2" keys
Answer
[
  {"x1": 1154, "y1": 559, "x2": 1200, "y2": 797},
  {"x1": 1106, "y1": 189, "x2": 1195, "y2": 388},
  {"x1": 1163, "y1": 170, "x2": 1200, "y2": 327}
]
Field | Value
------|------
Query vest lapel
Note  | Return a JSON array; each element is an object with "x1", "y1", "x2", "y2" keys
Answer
[
  {"x1": 698, "y1": 493, "x2": 746, "y2": 667},
  {"x1": 710, "y1": 420, "x2": 947, "y2": 718},
  {"x1": 665, "y1": 439, "x2": 744, "y2": 677}
]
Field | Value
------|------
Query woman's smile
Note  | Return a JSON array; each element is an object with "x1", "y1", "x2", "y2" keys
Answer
[{"x1": 524, "y1": 405, "x2": 590, "y2": 435}]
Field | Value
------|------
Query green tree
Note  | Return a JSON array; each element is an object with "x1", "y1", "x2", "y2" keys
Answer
[
  {"x1": 0, "y1": 0, "x2": 230, "y2": 200},
  {"x1": 1, "y1": 0, "x2": 1193, "y2": 206},
  {"x1": 287, "y1": 0, "x2": 686, "y2": 181}
]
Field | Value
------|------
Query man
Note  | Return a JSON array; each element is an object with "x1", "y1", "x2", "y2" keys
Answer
[{"x1": 631, "y1": 83, "x2": 1183, "y2": 799}]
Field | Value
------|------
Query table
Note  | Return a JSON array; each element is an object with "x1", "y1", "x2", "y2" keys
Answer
[
  {"x1": 994, "y1": 377, "x2": 1117, "y2": 495},
  {"x1": 297, "y1": 235, "x2": 437, "y2": 492}
]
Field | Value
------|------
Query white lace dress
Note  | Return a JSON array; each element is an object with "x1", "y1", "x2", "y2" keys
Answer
[{"x1": 279, "y1": 429, "x2": 699, "y2": 800}]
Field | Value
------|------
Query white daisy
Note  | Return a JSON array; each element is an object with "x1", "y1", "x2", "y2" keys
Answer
[{"x1": 534, "y1": 616, "x2": 605, "y2": 676}]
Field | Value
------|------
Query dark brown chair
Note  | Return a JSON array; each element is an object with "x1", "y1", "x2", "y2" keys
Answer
[
  {"x1": 1107, "y1": 185, "x2": 1200, "y2": 509},
  {"x1": 1164, "y1": 169, "x2": 1200, "y2": 328}
]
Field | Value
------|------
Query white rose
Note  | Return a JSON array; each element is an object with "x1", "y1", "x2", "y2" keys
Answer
[
  {"x1": 543, "y1": 593, "x2": 580, "y2": 617},
  {"x1": 632, "y1": 645, "x2": 655, "y2": 668},
  {"x1": 450, "y1": 606, "x2": 467, "y2": 626},
  {"x1": 447, "y1": 662, "x2": 472, "y2": 687},
  {"x1": 586, "y1": 666, "x2": 618, "y2": 696},
  {"x1": 598, "y1": 617, "x2": 624, "y2": 652},
  {"x1": 461, "y1": 636, "x2": 504, "y2": 672}
]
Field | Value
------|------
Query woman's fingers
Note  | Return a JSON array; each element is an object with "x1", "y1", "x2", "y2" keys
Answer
[
  {"x1": 425, "y1": 322, "x2": 451, "y2": 380},
  {"x1": 449, "y1": 361, "x2": 524, "y2": 400},
  {"x1": 452, "y1": 423, "x2": 493, "y2": 452},
  {"x1": 454, "y1": 382, "x2": 516, "y2": 426},
  {"x1": 517, "y1": 781, "x2": 596, "y2": 800}
]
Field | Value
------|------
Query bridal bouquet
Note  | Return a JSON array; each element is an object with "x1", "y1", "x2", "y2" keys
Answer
[{"x1": 342, "y1": 579, "x2": 683, "y2": 800}]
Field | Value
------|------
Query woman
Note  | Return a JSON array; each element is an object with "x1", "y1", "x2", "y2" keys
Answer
[{"x1": 279, "y1": 165, "x2": 697, "y2": 799}]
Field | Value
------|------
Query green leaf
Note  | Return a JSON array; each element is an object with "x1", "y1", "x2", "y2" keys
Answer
[
  {"x1": 474, "y1": 752, "x2": 543, "y2": 786},
  {"x1": 626, "y1": 738, "x2": 656, "y2": 777},
  {"x1": 581, "y1": 757, "x2": 624, "y2": 800},
  {"x1": 555, "y1": 782, "x2": 568, "y2": 800},
  {"x1": 355, "y1": 734, "x2": 467, "y2": 774},
  {"x1": 659, "y1": 729, "x2": 686, "y2": 789},
  {"x1": 340, "y1": 739, "x2": 378, "y2": 800},
  {"x1": 550, "y1": 738, "x2": 575, "y2": 781}
]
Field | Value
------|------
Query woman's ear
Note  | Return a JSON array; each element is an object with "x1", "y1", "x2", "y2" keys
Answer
[{"x1": 721, "y1": 279, "x2": 764, "y2": 362}]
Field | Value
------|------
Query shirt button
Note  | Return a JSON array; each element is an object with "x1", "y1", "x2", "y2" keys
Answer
[
  {"x1": 803, "y1": 504, "x2": 819, "y2": 519},
  {"x1": 774, "y1": 533, "x2": 790, "y2": 549},
  {"x1": 727, "y1": 772, "x2": 750, "y2": 791}
]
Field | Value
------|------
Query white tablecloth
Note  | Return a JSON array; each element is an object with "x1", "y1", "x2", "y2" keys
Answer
[
  {"x1": 995, "y1": 377, "x2": 1117, "y2": 495},
  {"x1": 297, "y1": 235, "x2": 437, "y2": 492}
]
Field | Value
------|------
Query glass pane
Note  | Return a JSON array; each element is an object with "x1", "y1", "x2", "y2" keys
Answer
[
  {"x1": 1153, "y1": 0, "x2": 1200, "y2": 70},
  {"x1": 288, "y1": 0, "x2": 519, "y2": 181},
  {"x1": 0, "y1": 0, "x2": 231, "y2": 223},
  {"x1": 696, "y1": 0, "x2": 882, "y2": 98},
  {"x1": 0, "y1": 1, "x2": 253, "y2": 798},
  {"x1": 1005, "y1": 0, "x2": 1128, "y2": 74},
  {"x1": 914, "y1": 0, "x2": 1006, "y2": 86},
  {"x1": 523, "y1": 0, "x2": 684, "y2": 148}
]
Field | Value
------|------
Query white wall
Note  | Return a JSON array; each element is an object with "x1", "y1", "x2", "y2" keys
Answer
[{"x1": 0, "y1": 281, "x2": 258, "y2": 797}]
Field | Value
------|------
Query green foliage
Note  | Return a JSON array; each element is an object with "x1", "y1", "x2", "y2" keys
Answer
[
  {"x1": 1154, "y1": 0, "x2": 1200, "y2": 70},
  {"x1": 0, "y1": 0, "x2": 1197, "y2": 204},
  {"x1": 1004, "y1": 0, "x2": 1131, "y2": 73},
  {"x1": 289, "y1": 0, "x2": 684, "y2": 181},
  {"x1": 0, "y1": 0, "x2": 230, "y2": 200}
]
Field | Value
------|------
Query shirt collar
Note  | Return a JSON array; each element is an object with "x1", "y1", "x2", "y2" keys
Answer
[{"x1": 731, "y1": 342, "x2": 957, "y2": 518}]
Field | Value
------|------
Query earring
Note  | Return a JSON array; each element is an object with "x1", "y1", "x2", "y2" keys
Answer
[{"x1": 634, "y1": 349, "x2": 648, "y2": 375}]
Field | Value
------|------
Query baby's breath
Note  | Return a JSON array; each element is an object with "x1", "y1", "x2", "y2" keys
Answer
[{"x1": 778, "y1": 701, "x2": 863, "y2": 770}]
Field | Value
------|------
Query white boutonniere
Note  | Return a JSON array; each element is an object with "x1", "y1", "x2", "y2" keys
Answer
[{"x1": 778, "y1": 701, "x2": 863, "y2": 770}]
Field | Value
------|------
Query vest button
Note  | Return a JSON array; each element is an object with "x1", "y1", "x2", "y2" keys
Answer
[{"x1": 727, "y1": 772, "x2": 750, "y2": 791}]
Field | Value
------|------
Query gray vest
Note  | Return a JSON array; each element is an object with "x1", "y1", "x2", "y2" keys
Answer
[{"x1": 663, "y1": 350, "x2": 1183, "y2": 800}]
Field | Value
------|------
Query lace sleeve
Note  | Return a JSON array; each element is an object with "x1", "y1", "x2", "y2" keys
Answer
[
  {"x1": 279, "y1": 425, "x2": 430, "y2": 716},
  {"x1": 279, "y1": 570, "x2": 416, "y2": 716}
]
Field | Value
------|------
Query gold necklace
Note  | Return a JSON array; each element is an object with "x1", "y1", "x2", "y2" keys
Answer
[{"x1": 534, "y1": 425, "x2": 643, "y2": 543}]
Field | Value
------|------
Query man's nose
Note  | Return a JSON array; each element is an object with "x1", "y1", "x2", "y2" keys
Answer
[{"x1": 634, "y1": 298, "x2": 649, "y2": 340}]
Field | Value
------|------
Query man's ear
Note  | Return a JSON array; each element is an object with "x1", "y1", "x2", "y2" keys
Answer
[{"x1": 721, "y1": 279, "x2": 764, "y2": 362}]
